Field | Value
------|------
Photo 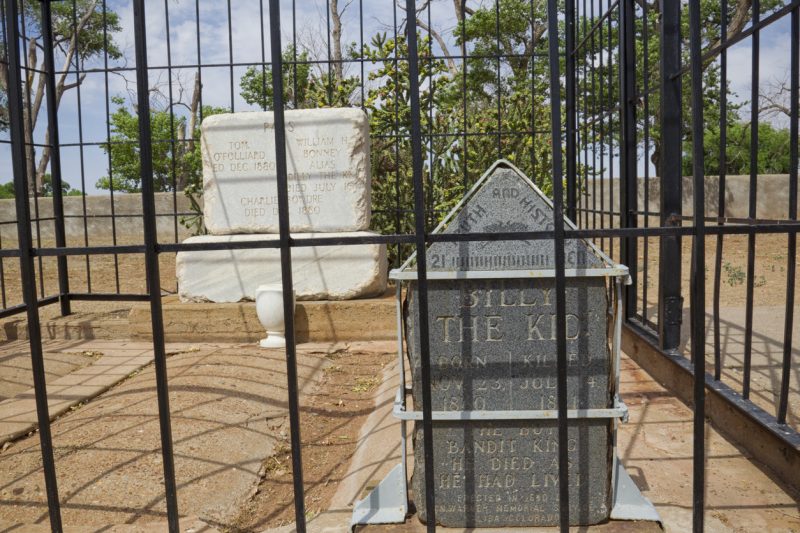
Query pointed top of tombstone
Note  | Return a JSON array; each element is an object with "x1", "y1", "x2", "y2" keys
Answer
[{"x1": 399, "y1": 160, "x2": 613, "y2": 272}]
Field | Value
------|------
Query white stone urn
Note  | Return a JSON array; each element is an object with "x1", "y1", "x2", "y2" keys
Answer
[{"x1": 255, "y1": 284, "x2": 295, "y2": 348}]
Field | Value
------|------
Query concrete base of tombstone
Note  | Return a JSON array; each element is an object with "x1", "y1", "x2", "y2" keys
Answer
[{"x1": 176, "y1": 232, "x2": 387, "y2": 302}]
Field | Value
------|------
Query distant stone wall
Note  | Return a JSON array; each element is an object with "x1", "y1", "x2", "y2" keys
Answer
[
  {"x1": 0, "y1": 175, "x2": 792, "y2": 245},
  {"x1": 583, "y1": 174, "x2": 792, "y2": 225},
  {"x1": 0, "y1": 192, "x2": 195, "y2": 245}
]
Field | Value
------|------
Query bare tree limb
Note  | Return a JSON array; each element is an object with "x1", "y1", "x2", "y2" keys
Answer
[
  {"x1": 330, "y1": 0, "x2": 344, "y2": 81},
  {"x1": 416, "y1": 17, "x2": 458, "y2": 74},
  {"x1": 28, "y1": 0, "x2": 100, "y2": 193}
]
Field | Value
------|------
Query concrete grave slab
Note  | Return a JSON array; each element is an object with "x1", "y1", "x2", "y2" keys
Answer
[{"x1": 176, "y1": 232, "x2": 387, "y2": 302}]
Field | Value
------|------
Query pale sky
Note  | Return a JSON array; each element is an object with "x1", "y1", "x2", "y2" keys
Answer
[{"x1": 0, "y1": 0, "x2": 795, "y2": 193}]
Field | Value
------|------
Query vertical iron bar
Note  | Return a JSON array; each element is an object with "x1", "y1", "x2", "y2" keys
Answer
[
  {"x1": 582, "y1": 0, "x2": 587, "y2": 229},
  {"x1": 546, "y1": 0, "x2": 570, "y2": 529},
  {"x1": 131, "y1": 2, "x2": 180, "y2": 530},
  {"x1": 5, "y1": 0, "x2": 62, "y2": 528},
  {"x1": 195, "y1": 0, "x2": 205, "y2": 123},
  {"x1": 743, "y1": 0, "x2": 760, "y2": 400},
  {"x1": 267, "y1": 1, "x2": 306, "y2": 530},
  {"x1": 599, "y1": 1, "x2": 605, "y2": 252},
  {"x1": 779, "y1": 5, "x2": 799, "y2": 425},
  {"x1": 584, "y1": 2, "x2": 592, "y2": 243},
  {"x1": 620, "y1": 0, "x2": 637, "y2": 319},
  {"x1": 688, "y1": 1, "x2": 706, "y2": 529},
  {"x1": 17, "y1": 5, "x2": 45, "y2": 300},
  {"x1": 714, "y1": 0, "x2": 728, "y2": 381},
  {"x1": 40, "y1": 0, "x2": 70, "y2": 316},
  {"x1": 67, "y1": 1, "x2": 92, "y2": 296},
  {"x1": 566, "y1": 0, "x2": 577, "y2": 222},
  {"x1": 101, "y1": 0, "x2": 121, "y2": 295},
  {"x1": 495, "y1": 0, "x2": 502, "y2": 158},
  {"x1": 404, "y1": 1, "x2": 436, "y2": 531},
  {"x1": 658, "y1": 0, "x2": 683, "y2": 352},
  {"x1": 163, "y1": 0, "x2": 180, "y2": 244},
  {"x1": 607, "y1": 3, "x2": 613, "y2": 260},
  {"x1": 227, "y1": 0, "x2": 234, "y2": 112},
  {"x1": 642, "y1": 0, "x2": 651, "y2": 323}
]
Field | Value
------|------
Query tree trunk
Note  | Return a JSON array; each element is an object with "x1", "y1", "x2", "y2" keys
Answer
[
  {"x1": 23, "y1": 37, "x2": 38, "y2": 196},
  {"x1": 177, "y1": 72, "x2": 202, "y2": 191},
  {"x1": 330, "y1": 0, "x2": 344, "y2": 82}
]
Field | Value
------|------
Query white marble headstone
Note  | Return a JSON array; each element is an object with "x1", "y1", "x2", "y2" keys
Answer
[{"x1": 201, "y1": 108, "x2": 371, "y2": 234}]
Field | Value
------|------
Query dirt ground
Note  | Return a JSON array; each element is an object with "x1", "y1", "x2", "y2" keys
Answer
[
  {"x1": 1, "y1": 233, "x2": 798, "y2": 311},
  {"x1": 230, "y1": 347, "x2": 394, "y2": 531},
  {"x1": 0, "y1": 339, "x2": 393, "y2": 531}
]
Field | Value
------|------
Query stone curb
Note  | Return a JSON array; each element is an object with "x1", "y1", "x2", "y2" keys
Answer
[{"x1": 0, "y1": 342, "x2": 196, "y2": 446}]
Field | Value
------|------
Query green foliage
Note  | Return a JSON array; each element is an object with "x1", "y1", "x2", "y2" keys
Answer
[
  {"x1": 98, "y1": 97, "x2": 227, "y2": 193},
  {"x1": 0, "y1": 182, "x2": 15, "y2": 199},
  {"x1": 723, "y1": 262, "x2": 745, "y2": 287},
  {"x1": 241, "y1": 44, "x2": 363, "y2": 110},
  {"x1": 40, "y1": 174, "x2": 83, "y2": 196},
  {"x1": 0, "y1": 177, "x2": 82, "y2": 198},
  {"x1": 683, "y1": 121, "x2": 793, "y2": 176},
  {"x1": 98, "y1": 97, "x2": 227, "y2": 234},
  {"x1": 240, "y1": 47, "x2": 312, "y2": 109},
  {"x1": 629, "y1": 0, "x2": 782, "y2": 170},
  {"x1": 0, "y1": 1, "x2": 122, "y2": 132}
]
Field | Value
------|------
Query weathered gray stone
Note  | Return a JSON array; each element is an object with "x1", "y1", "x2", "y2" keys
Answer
[
  {"x1": 403, "y1": 163, "x2": 613, "y2": 527},
  {"x1": 424, "y1": 167, "x2": 603, "y2": 271},
  {"x1": 411, "y1": 421, "x2": 611, "y2": 527}
]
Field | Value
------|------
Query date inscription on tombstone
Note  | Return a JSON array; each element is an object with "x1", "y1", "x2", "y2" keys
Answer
[
  {"x1": 404, "y1": 165, "x2": 612, "y2": 527},
  {"x1": 201, "y1": 108, "x2": 370, "y2": 234}
]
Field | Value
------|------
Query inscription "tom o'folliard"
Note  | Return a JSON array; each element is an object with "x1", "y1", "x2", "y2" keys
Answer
[{"x1": 201, "y1": 109, "x2": 370, "y2": 234}]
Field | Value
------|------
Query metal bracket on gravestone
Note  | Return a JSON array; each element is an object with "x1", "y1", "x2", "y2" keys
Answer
[
  {"x1": 610, "y1": 455, "x2": 662, "y2": 524},
  {"x1": 350, "y1": 463, "x2": 407, "y2": 529}
]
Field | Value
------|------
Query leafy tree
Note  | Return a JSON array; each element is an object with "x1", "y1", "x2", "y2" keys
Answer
[
  {"x1": 98, "y1": 95, "x2": 227, "y2": 233},
  {"x1": 0, "y1": 182, "x2": 15, "y2": 199},
  {"x1": 0, "y1": 0, "x2": 121, "y2": 195},
  {"x1": 40, "y1": 174, "x2": 83, "y2": 197},
  {"x1": 628, "y1": 0, "x2": 781, "y2": 171},
  {"x1": 98, "y1": 96, "x2": 227, "y2": 193},
  {"x1": 240, "y1": 45, "x2": 361, "y2": 110},
  {"x1": 682, "y1": 121, "x2": 793, "y2": 176},
  {"x1": 240, "y1": 46, "x2": 312, "y2": 109}
]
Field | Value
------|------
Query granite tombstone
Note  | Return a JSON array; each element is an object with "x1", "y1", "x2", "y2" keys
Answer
[{"x1": 404, "y1": 164, "x2": 613, "y2": 527}]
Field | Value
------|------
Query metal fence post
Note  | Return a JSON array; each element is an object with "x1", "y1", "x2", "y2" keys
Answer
[
  {"x1": 40, "y1": 0, "x2": 70, "y2": 317},
  {"x1": 546, "y1": 0, "x2": 571, "y2": 529},
  {"x1": 4, "y1": 0, "x2": 63, "y2": 529},
  {"x1": 267, "y1": 1, "x2": 307, "y2": 530},
  {"x1": 565, "y1": 0, "x2": 577, "y2": 224},
  {"x1": 658, "y1": 0, "x2": 683, "y2": 352},
  {"x1": 620, "y1": 0, "x2": 637, "y2": 320},
  {"x1": 131, "y1": 1, "x2": 180, "y2": 530},
  {"x1": 688, "y1": 0, "x2": 707, "y2": 529},
  {"x1": 404, "y1": 1, "x2": 437, "y2": 530}
]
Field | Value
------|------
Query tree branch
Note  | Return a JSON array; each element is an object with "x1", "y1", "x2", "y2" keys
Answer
[{"x1": 416, "y1": 17, "x2": 458, "y2": 75}]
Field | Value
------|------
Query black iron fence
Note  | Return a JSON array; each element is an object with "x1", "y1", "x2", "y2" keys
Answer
[{"x1": 0, "y1": 1, "x2": 798, "y2": 532}]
